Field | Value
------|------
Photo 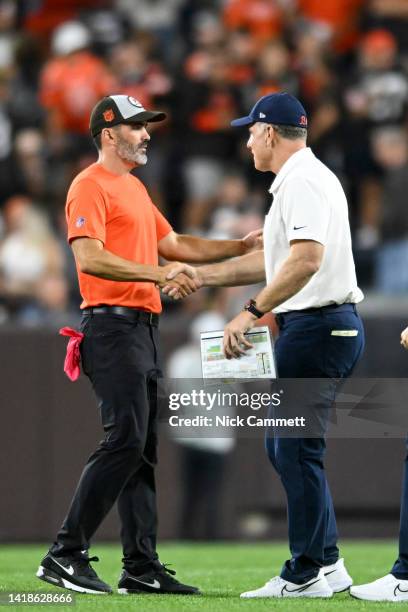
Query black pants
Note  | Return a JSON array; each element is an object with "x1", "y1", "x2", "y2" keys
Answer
[{"x1": 50, "y1": 313, "x2": 162, "y2": 574}]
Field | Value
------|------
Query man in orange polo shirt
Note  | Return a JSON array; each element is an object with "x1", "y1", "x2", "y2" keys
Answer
[{"x1": 36, "y1": 95, "x2": 261, "y2": 596}]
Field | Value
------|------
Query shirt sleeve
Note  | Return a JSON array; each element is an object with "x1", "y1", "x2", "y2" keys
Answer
[
  {"x1": 66, "y1": 178, "x2": 108, "y2": 244},
  {"x1": 152, "y1": 204, "x2": 173, "y2": 241},
  {"x1": 281, "y1": 177, "x2": 330, "y2": 245}
]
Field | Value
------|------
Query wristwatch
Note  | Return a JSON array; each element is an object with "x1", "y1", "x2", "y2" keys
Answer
[{"x1": 244, "y1": 299, "x2": 265, "y2": 319}]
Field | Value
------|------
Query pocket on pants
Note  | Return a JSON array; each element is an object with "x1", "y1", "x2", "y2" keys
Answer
[
  {"x1": 79, "y1": 318, "x2": 93, "y2": 377},
  {"x1": 325, "y1": 327, "x2": 363, "y2": 378}
]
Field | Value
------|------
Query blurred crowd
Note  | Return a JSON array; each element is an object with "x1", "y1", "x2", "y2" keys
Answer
[{"x1": 0, "y1": 0, "x2": 408, "y2": 327}]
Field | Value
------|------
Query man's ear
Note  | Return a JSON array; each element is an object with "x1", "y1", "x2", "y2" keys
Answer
[
  {"x1": 102, "y1": 128, "x2": 115, "y2": 143},
  {"x1": 265, "y1": 125, "x2": 275, "y2": 148}
]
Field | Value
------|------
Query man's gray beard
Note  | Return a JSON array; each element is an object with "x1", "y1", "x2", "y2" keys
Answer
[{"x1": 116, "y1": 137, "x2": 147, "y2": 165}]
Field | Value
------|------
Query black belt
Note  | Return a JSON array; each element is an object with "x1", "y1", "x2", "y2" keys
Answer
[
  {"x1": 82, "y1": 306, "x2": 159, "y2": 326},
  {"x1": 275, "y1": 303, "x2": 357, "y2": 328}
]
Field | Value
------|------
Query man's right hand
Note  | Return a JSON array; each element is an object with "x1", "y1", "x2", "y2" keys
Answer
[
  {"x1": 401, "y1": 326, "x2": 408, "y2": 350},
  {"x1": 158, "y1": 262, "x2": 202, "y2": 299}
]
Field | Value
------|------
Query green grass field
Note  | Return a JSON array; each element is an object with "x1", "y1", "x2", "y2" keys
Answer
[{"x1": 0, "y1": 542, "x2": 401, "y2": 611}]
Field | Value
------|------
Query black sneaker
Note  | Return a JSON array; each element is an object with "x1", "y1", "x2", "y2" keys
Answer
[
  {"x1": 36, "y1": 551, "x2": 112, "y2": 594},
  {"x1": 117, "y1": 561, "x2": 201, "y2": 595}
]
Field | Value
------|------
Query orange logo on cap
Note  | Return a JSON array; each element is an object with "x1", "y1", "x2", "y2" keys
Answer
[
  {"x1": 300, "y1": 115, "x2": 307, "y2": 126},
  {"x1": 103, "y1": 109, "x2": 115, "y2": 122}
]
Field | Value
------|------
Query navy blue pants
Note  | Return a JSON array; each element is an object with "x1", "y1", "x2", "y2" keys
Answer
[
  {"x1": 265, "y1": 304, "x2": 365, "y2": 584},
  {"x1": 391, "y1": 438, "x2": 408, "y2": 579}
]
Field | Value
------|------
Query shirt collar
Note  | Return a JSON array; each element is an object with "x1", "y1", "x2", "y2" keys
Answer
[{"x1": 269, "y1": 147, "x2": 314, "y2": 196}]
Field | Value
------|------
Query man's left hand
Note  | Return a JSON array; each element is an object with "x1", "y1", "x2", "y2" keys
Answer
[
  {"x1": 223, "y1": 311, "x2": 257, "y2": 359},
  {"x1": 241, "y1": 228, "x2": 263, "y2": 253}
]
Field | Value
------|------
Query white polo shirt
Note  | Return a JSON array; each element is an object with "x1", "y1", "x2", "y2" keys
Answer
[{"x1": 263, "y1": 147, "x2": 363, "y2": 313}]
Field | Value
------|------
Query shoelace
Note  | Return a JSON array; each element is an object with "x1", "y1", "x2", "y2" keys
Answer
[
  {"x1": 162, "y1": 563, "x2": 176, "y2": 576},
  {"x1": 74, "y1": 555, "x2": 100, "y2": 577}
]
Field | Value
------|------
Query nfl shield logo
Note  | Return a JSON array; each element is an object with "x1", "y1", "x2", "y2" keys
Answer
[{"x1": 76, "y1": 217, "x2": 86, "y2": 228}]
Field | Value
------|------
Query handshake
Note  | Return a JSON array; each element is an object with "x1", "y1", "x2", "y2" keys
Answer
[
  {"x1": 157, "y1": 262, "x2": 203, "y2": 300},
  {"x1": 155, "y1": 229, "x2": 263, "y2": 300}
]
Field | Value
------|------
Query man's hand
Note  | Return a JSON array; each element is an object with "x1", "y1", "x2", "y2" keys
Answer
[
  {"x1": 401, "y1": 326, "x2": 408, "y2": 350},
  {"x1": 241, "y1": 228, "x2": 263, "y2": 253},
  {"x1": 158, "y1": 262, "x2": 202, "y2": 299},
  {"x1": 223, "y1": 311, "x2": 258, "y2": 359}
]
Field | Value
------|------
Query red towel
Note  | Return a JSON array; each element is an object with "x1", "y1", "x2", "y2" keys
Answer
[{"x1": 59, "y1": 327, "x2": 85, "y2": 381}]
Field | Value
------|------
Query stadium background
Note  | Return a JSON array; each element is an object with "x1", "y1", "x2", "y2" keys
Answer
[{"x1": 1, "y1": 0, "x2": 408, "y2": 548}]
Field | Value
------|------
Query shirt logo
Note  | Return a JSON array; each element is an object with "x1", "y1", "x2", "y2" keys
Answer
[
  {"x1": 293, "y1": 225, "x2": 307, "y2": 230},
  {"x1": 76, "y1": 216, "x2": 86, "y2": 228},
  {"x1": 299, "y1": 115, "x2": 307, "y2": 126},
  {"x1": 127, "y1": 96, "x2": 143, "y2": 108},
  {"x1": 103, "y1": 109, "x2": 115, "y2": 122}
]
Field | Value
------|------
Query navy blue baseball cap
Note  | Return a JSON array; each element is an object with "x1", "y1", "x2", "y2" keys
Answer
[{"x1": 231, "y1": 92, "x2": 308, "y2": 128}]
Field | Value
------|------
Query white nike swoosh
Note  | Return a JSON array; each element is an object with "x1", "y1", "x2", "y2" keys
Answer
[
  {"x1": 129, "y1": 577, "x2": 160, "y2": 589},
  {"x1": 51, "y1": 556, "x2": 75, "y2": 576}
]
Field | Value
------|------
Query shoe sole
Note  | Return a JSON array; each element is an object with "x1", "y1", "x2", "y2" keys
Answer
[
  {"x1": 36, "y1": 566, "x2": 111, "y2": 595},
  {"x1": 240, "y1": 591, "x2": 333, "y2": 599},
  {"x1": 329, "y1": 581, "x2": 353, "y2": 593},
  {"x1": 118, "y1": 588, "x2": 200, "y2": 596},
  {"x1": 350, "y1": 591, "x2": 408, "y2": 602}
]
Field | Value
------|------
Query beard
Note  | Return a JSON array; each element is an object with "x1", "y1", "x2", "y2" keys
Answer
[{"x1": 116, "y1": 135, "x2": 148, "y2": 165}]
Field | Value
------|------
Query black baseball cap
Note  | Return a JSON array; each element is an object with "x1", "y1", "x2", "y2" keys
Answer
[
  {"x1": 90, "y1": 95, "x2": 166, "y2": 137},
  {"x1": 231, "y1": 92, "x2": 307, "y2": 128}
]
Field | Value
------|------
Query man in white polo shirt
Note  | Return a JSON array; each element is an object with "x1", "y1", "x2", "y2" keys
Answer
[{"x1": 166, "y1": 92, "x2": 365, "y2": 598}]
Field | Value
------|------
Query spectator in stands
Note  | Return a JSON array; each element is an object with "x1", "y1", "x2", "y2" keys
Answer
[
  {"x1": 344, "y1": 30, "x2": 408, "y2": 127},
  {"x1": 207, "y1": 173, "x2": 263, "y2": 241},
  {"x1": 14, "y1": 130, "x2": 47, "y2": 201},
  {"x1": 292, "y1": 19, "x2": 334, "y2": 110},
  {"x1": 116, "y1": 0, "x2": 184, "y2": 64},
  {"x1": 342, "y1": 29, "x2": 408, "y2": 231},
  {"x1": 364, "y1": 0, "x2": 408, "y2": 54},
  {"x1": 178, "y1": 48, "x2": 244, "y2": 230},
  {"x1": 295, "y1": 0, "x2": 365, "y2": 55},
  {"x1": 223, "y1": 0, "x2": 285, "y2": 49},
  {"x1": 39, "y1": 20, "x2": 116, "y2": 154},
  {"x1": 226, "y1": 30, "x2": 257, "y2": 90},
  {"x1": 0, "y1": 196, "x2": 65, "y2": 321},
  {"x1": 370, "y1": 126, "x2": 408, "y2": 293},
  {"x1": 254, "y1": 40, "x2": 299, "y2": 101}
]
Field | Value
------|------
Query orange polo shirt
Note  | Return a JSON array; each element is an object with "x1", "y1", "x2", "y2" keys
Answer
[{"x1": 66, "y1": 163, "x2": 172, "y2": 312}]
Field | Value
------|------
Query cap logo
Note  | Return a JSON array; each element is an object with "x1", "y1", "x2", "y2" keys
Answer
[
  {"x1": 103, "y1": 109, "x2": 115, "y2": 122},
  {"x1": 127, "y1": 96, "x2": 143, "y2": 108},
  {"x1": 300, "y1": 115, "x2": 307, "y2": 126},
  {"x1": 259, "y1": 112, "x2": 266, "y2": 118}
]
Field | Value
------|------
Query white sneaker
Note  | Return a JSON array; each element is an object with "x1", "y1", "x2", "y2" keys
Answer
[
  {"x1": 240, "y1": 569, "x2": 333, "y2": 599},
  {"x1": 350, "y1": 574, "x2": 408, "y2": 602},
  {"x1": 324, "y1": 558, "x2": 353, "y2": 592}
]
